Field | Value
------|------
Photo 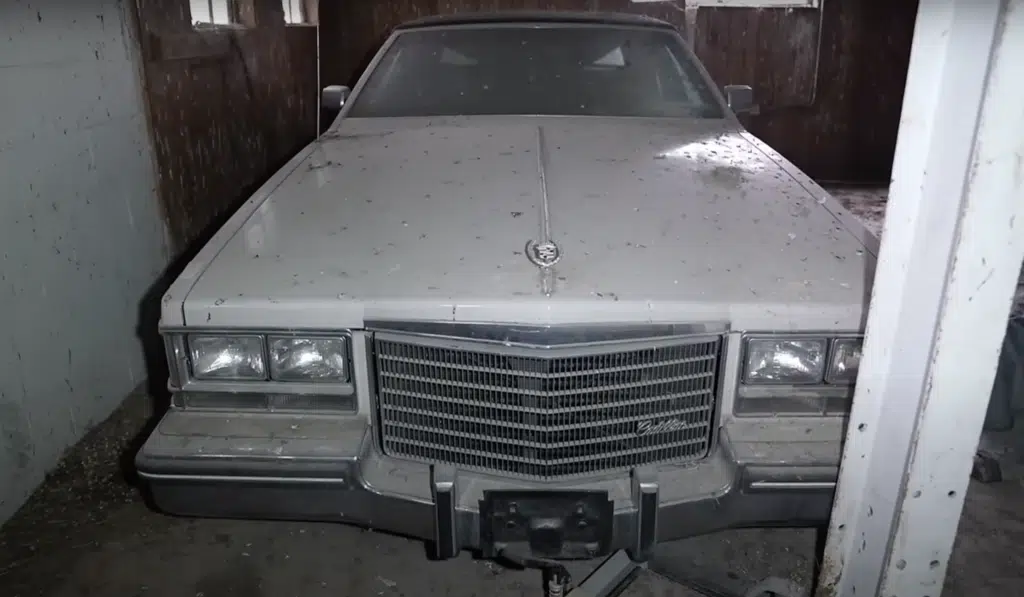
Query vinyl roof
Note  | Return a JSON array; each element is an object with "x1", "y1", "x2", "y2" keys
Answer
[{"x1": 394, "y1": 11, "x2": 676, "y2": 31}]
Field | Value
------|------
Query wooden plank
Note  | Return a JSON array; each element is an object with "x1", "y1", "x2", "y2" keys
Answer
[{"x1": 137, "y1": 0, "x2": 319, "y2": 251}]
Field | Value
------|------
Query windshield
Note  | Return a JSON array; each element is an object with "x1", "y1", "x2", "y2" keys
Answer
[{"x1": 346, "y1": 25, "x2": 725, "y2": 119}]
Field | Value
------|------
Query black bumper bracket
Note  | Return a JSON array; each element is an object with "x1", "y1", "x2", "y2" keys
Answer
[{"x1": 479, "y1": 489, "x2": 614, "y2": 560}]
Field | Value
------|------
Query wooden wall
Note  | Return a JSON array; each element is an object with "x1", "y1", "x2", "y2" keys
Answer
[
  {"x1": 319, "y1": 0, "x2": 917, "y2": 184},
  {"x1": 132, "y1": 0, "x2": 319, "y2": 252},
  {"x1": 696, "y1": 1, "x2": 917, "y2": 183}
]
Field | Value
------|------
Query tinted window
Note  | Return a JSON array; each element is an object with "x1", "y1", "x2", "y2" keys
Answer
[{"x1": 346, "y1": 26, "x2": 725, "y2": 119}]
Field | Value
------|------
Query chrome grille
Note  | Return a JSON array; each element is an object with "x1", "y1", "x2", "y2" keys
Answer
[{"x1": 372, "y1": 332, "x2": 722, "y2": 479}]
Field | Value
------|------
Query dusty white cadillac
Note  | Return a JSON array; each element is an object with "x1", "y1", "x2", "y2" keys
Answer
[{"x1": 137, "y1": 12, "x2": 876, "y2": 566}]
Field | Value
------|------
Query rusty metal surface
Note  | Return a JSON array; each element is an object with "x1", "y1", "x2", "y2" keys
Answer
[
  {"x1": 134, "y1": 0, "x2": 319, "y2": 252},
  {"x1": 319, "y1": 0, "x2": 916, "y2": 183}
]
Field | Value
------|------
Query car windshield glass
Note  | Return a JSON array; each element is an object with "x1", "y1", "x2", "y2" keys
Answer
[{"x1": 346, "y1": 25, "x2": 725, "y2": 119}]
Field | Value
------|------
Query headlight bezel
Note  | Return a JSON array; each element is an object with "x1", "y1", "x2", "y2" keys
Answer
[
  {"x1": 825, "y1": 337, "x2": 863, "y2": 385},
  {"x1": 741, "y1": 333, "x2": 863, "y2": 387},
  {"x1": 741, "y1": 337, "x2": 829, "y2": 385},
  {"x1": 188, "y1": 334, "x2": 268, "y2": 381},
  {"x1": 162, "y1": 328, "x2": 356, "y2": 411},
  {"x1": 267, "y1": 335, "x2": 350, "y2": 383},
  {"x1": 736, "y1": 332, "x2": 863, "y2": 417}
]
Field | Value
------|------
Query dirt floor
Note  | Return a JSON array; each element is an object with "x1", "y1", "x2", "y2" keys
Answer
[
  {"x1": 1, "y1": 390, "x2": 1022, "y2": 597},
  {"x1": 1, "y1": 187, "x2": 1022, "y2": 597}
]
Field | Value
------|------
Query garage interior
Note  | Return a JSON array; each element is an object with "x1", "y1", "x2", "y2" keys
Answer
[{"x1": 1, "y1": 0, "x2": 1022, "y2": 595}]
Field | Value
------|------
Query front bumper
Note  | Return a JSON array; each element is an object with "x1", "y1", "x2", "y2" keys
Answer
[{"x1": 136, "y1": 411, "x2": 839, "y2": 559}]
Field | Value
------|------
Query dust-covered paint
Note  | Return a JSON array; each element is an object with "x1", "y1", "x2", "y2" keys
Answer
[{"x1": 168, "y1": 115, "x2": 876, "y2": 331}]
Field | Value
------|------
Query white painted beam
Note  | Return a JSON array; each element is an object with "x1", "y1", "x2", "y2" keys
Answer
[{"x1": 817, "y1": 0, "x2": 1024, "y2": 596}]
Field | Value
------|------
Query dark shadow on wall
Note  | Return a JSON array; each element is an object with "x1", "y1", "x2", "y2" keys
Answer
[
  {"x1": 120, "y1": 0, "x2": 319, "y2": 497},
  {"x1": 127, "y1": 163, "x2": 296, "y2": 494}
]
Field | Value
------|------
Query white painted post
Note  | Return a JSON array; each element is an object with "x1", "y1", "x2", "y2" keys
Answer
[{"x1": 816, "y1": 1, "x2": 1024, "y2": 596}]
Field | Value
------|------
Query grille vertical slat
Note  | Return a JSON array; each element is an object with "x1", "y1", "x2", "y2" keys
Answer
[{"x1": 374, "y1": 332, "x2": 722, "y2": 479}]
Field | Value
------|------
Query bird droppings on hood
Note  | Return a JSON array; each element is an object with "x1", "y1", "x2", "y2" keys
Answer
[
  {"x1": 177, "y1": 121, "x2": 882, "y2": 329},
  {"x1": 307, "y1": 160, "x2": 338, "y2": 172},
  {"x1": 703, "y1": 164, "x2": 747, "y2": 189}
]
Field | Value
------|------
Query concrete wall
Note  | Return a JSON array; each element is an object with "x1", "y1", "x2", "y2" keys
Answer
[{"x1": 0, "y1": 0, "x2": 169, "y2": 524}]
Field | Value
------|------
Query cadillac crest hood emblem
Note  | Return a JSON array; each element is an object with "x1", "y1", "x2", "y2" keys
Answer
[{"x1": 525, "y1": 239, "x2": 562, "y2": 268}]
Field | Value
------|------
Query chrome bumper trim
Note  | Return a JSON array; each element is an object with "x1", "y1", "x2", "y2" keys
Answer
[
  {"x1": 630, "y1": 468, "x2": 659, "y2": 561},
  {"x1": 748, "y1": 480, "x2": 837, "y2": 491},
  {"x1": 431, "y1": 464, "x2": 459, "y2": 560},
  {"x1": 137, "y1": 415, "x2": 838, "y2": 556},
  {"x1": 136, "y1": 473, "x2": 351, "y2": 485}
]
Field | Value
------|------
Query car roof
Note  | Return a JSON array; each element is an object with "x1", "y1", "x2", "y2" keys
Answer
[{"x1": 394, "y1": 11, "x2": 676, "y2": 31}]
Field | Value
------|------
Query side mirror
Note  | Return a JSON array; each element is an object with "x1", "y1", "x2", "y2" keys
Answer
[
  {"x1": 321, "y1": 85, "x2": 350, "y2": 110},
  {"x1": 723, "y1": 84, "x2": 758, "y2": 115}
]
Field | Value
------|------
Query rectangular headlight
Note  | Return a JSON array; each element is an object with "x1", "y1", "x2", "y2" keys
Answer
[
  {"x1": 827, "y1": 338, "x2": 862, "y2": 384},
  {"x1": 268, "y1": 336, "x2": 348, "y2": 382},
  {"x1": 743, "y1": 338, "x2": 826, "y2": 384},
  {"x1": 189, "y1": 335, "x2": 266, "y2": 380}
]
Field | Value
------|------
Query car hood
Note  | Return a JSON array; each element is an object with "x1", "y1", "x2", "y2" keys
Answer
[{"x1": 182, "y1": 116, "x2": 876, "y2": 330}]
